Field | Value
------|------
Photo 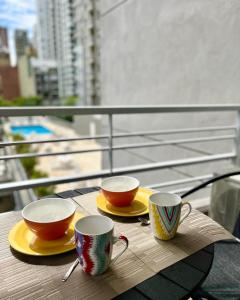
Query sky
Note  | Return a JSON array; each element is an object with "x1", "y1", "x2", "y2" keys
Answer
[{"x1": 0, "y1": 0, "x2": 36, "y2": 66}]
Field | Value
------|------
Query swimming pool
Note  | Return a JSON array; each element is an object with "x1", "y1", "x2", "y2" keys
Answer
[{"x1": 11, "y1": 125, "x2": 53, "y2": 137}]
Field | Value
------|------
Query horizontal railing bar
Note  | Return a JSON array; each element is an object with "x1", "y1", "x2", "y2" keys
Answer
[
  {"x1": 114, "y1": 152, "x2": 235, "y2": 174},
  {"x1": 170, "y1": 187, "x2": 194, "y2": 194},
  {"x1": 0, "y1": 135, "x2": 235, "y2": 160},
  {"x1": 1, "y1": 105, "x2": 240, "y2": 117},
  {"x1": 114, "y1": 135, "x2": 235, "y2": 150},
  {"x1": 147, "y1": 174, "x2": 213, "y2": 189},
  {"x1": 0, "y1": 152, "x2": 235, "y2": 192},
  {"x1": 113, "y1": 125, "x2": 236, "y2": 137},
  {"x1": 0, "y1": 125, "x2": 235, "y2": 147},
  {"x1": 0, "y1": 170, "x2": 110, "y2": 192},
  {"x1": 0, "y1": 147, "x2": 109, "y2": 160},
  {"x1": 170, "y1": 185, "x2": 211, "y2": 195},
  {"x1": 0, "y1": 135, "x2": 109, "y2": 147}
]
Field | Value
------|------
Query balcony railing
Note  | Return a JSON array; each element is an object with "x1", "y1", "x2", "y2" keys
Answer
[{"x1": 0, "y1": 105, "x2": 239, "y2": 196}]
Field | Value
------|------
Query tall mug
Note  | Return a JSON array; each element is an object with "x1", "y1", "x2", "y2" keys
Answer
[
  {"x1": 75, "y1": 215, "x2": 129, "y2": 275},
  {"x1": 149, "y1": 192, "x2": 192, "y2": 240}
]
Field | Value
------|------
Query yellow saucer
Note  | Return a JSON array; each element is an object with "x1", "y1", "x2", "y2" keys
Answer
[
  {"x1": 8, "y1": 212, "x2": 83, "y2": 256},
  {"x1": 96, "y1": 187, "x2": 153, "y2": 217}
]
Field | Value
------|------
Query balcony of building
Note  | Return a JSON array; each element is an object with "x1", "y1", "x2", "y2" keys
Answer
[
  {"x1": 1, "y1": 104, "x2": 240, "y2": 300},
  {"x1": 0, "y1": 104, "x2": 239, "y2": 214}
]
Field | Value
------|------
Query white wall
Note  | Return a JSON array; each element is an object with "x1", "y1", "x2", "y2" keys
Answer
[
  {"x1": 99, "y1": 0, "x2": 240, "y2": 186},
  {"x1": 100, "y1": 0, "x2": 240, "y2": 106}
]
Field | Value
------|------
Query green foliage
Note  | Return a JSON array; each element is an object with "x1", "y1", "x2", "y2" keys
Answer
[
  {"x1": 31, "y1": 170, "x2": 55, "y2": 197},
  {"x1": 30, "y1": 169, "x2": 49, "y2": 179},
  {"x1": 0, "y1": 96, "x2": 42, "y2": 106},
  {"x1": 0, "y1": 97, "x2": 13, "y2": 106},
  {"x1": 21, "y1": 157, "x2": 37, "y2": 177},
  {"x1": 63, "y1": 96, "x2": 78, "y2": 106},
  {"x1": 34, "y1": 186, "x2": 55, "y2": 197},
  {"x1": 59, "y1": 95, "x2": 79, "y2": 122},
  {"x1": 11, "y1": 133, "x2": 55, "y2": 197},
  {"x1": 12, "y1": 134, "x2": 30, "y2": 154},
  {"x1": 12, "y1": 133, "x2": 24, "y2": 141},
  {"x1": 13, "y1": 96, "x2": 42, "y2": 106},
  {"x1": 62, "y1": 115, "x2": 73, "y2": 122}
]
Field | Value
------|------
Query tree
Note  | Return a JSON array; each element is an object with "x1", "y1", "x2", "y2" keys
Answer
[
  {"x1": 60, "y1": 96, "x2": 79, "y2": 122},
  {"x1": 0, "y1": 97, "x2": 13, "y2": 106},
  {"x1": 31, "y1": 170, "x2": 55, "y2": 197},
  {"x1": 0, "y1": 96, "x2": 42, "y2": 106},
  {"x1": 11, "y1": 134, "x2": 55, "y2": 197},
  {"x1": 14, "y1": 96, "x2": 42, "y2": 106},
  {"x1": 63, "y1": 96, "x2": 78, "y2": 106}
]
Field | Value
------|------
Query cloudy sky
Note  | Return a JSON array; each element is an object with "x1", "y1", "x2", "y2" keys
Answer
[{"x1": 0, "y1": 0, "x2": 36, "y2": 65}]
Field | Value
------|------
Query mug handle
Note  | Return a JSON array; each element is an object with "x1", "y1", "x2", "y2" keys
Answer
[
  {"x1": 179, "y1": 201, "x2": 192, "y2": 225},
  {"x1": 111, "y1": 234, "x2": 129, "y2": 264}
]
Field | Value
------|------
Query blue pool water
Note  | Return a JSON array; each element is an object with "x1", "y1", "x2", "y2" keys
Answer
[{"x1": 11, "y1": 125, "x2": 53, "y2": 136}]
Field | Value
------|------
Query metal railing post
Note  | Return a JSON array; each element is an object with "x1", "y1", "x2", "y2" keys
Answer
[
  {"x1": 234, "y1": 110, "x2": 240, "y2": 166},
  {"x1": 108, "y1": 114, "x2": 113, "y2": 174}
]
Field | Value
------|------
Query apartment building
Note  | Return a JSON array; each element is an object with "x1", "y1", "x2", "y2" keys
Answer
[
  {"x1": 14, "y1": 30, "x2": 29, "y2": 61},
  {"x1": 0, "y1": 27, "x2": 20, "y2": 100},
  {"x1": 36, "y1": 0, "x2": 75, "y2": 100},
  {"x1": 35, "y1": 0, "x2": 100, "y2": 103},
  {"x1": 35, "y1": 0, "x2": 56, "y2": 60},
  {"x1": 0, "y1": 27, "x2": 10, "y2": 67},
  {"x1": 54, "y1": 0, "x2": 76, "y2": 98},
  {"x1": 18, "y1": 53, "x2": 59, "y2": 105},
  {"x1": 73, "y1": 0, "x2": 101, "y2": 105},
  {"x1": 32, "y1": 59, "x2": 59, "y2": 105}
]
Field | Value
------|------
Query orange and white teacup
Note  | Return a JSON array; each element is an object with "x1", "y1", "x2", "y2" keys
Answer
[
  {"x1": 101, "y1": 176, "x2": 139, "y2": 207},
  {"x1": 22, "y1": 198, "x2": 76, "y2": 240}
]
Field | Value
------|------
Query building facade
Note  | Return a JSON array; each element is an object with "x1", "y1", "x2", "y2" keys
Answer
[
  {"x1": 14, "y1": 30, "x2": 29, "y2": 61},
  {"x1": 0, "y1": 66, "x2": 20, "y2": 100},
  {"x1": 35, "y1": 0, "x2": 100, "y2": 103},
  {"x1": 73, "y1": 0, "x2": 101, "y2": 105},
  {"x1": 36, "y1": 0, "x2": 56, "y2": 60},
  {"x1": 0, "y1": 27, "x2": 20, "y2": 100},
  {"x1": 18, "y1": 54, "x2": 59, "y2": 105},
  {"x1": 99, "y1": 0, "x2": 240, "y2": 186},
  {"x1": 36, "y1": 0, "x2": 75, "y2": 100},
  {"x1": 32, "y1": 59, "x2": 59, "y2": 105},
  {"x1": 0, "y1": 27, "x2": 10, "y2": 67},
  {"x1": 54, "y1": 0, "x2": 76, "y2": 99},
  {"x1": 18, "y1": 54, "x2": 36, "y2": 97},
  {"x1": 0, "y1": 27, "x2": 8, "y2": 49}
]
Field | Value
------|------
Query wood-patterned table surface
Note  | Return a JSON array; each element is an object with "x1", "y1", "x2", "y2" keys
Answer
[{"x1": 0, "y1": 187, "x2": 233, "y2": 300}]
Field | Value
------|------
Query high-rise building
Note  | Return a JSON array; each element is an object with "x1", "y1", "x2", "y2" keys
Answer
[
  {"x1": 73, "y1": 0, "x2": 100, "y2": 105},
  {"x1": 36, "y1": 0, "x2": 56, "y2": 60},
  {"x1": 18, "y1": 55, "x2": 36, "y2": 98},
  {"x1": 14, "y1": 30, "x2": 29, "y2": 60},
  {"x1": 36, "y1": 0, "x2": 75, "y2": 99},
  {"x1": 35, "y1": 0, "x2": 100, "y2": 103},
  {"x1": 0, "y1": 27, "x2": 10, "y2": 66},
  {"x1": 0, "y1": 27, "x2": 20, "y2": 99},
  {"x1": 54, "y1": 0, "x2": 76, "y2": 98},
  {"x1": 0, "y1": 27, "x2": 8, "y2": 49},
  {"x1": 18, "y1": 49, "x2": 59, "y2": 105},
  {"x1": 31, "y1": 58, "x2": 59, "y2": 105},
  {"x1": 0, "y1": 66, "x2": 20, "y2": 100}
]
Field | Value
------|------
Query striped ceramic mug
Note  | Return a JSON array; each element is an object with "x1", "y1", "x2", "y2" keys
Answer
[
  {"x1": 149, "y1": 192, "x2": 192, "y2": 240},
  {"x1": 74, "y1": 215, "x2": 129, "y2": 275}
]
